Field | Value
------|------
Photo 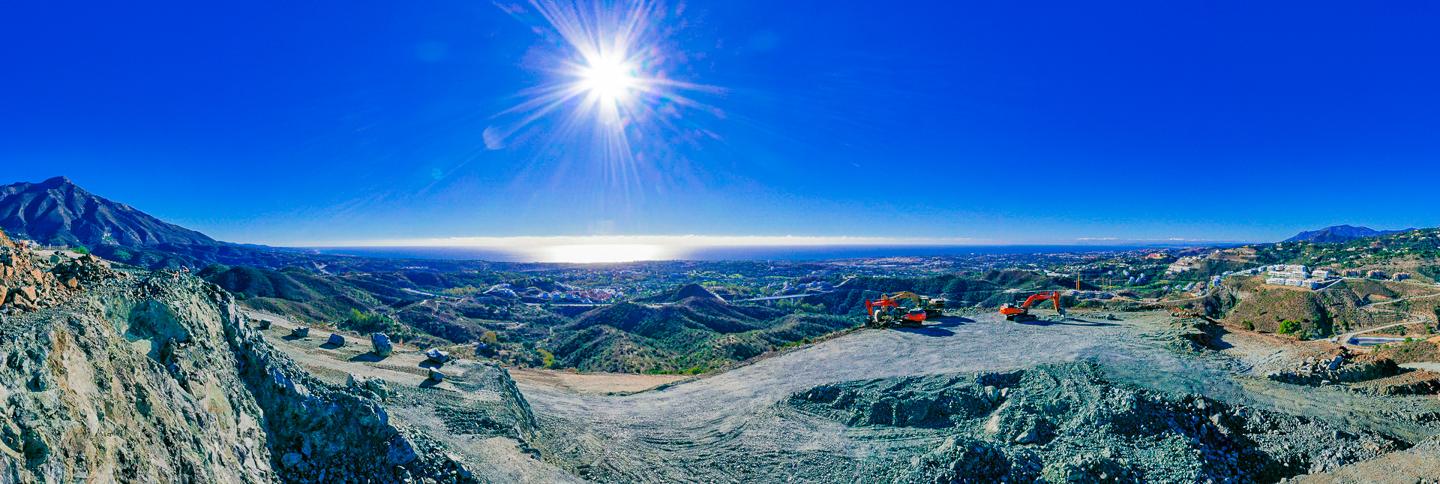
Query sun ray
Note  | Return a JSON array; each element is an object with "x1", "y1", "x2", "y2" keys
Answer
[{"x1": 488, "y1": 0, "x2": 723, "y2": 207}]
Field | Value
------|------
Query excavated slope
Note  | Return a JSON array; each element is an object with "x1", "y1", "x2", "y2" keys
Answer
[{"x1": 0, "y1": 231, "x2": 503, "y2": 482}]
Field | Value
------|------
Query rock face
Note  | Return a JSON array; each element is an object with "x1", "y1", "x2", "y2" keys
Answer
[{"x1": 0, "y1": 233, "x2": 480, "y2": 482}]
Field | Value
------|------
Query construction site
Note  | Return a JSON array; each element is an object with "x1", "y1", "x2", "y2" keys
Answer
[{"x1": 241, "y1": 285, "x2": 1440, "y2": 482}]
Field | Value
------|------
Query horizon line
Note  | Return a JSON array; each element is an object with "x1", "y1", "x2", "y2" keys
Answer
[{"x1": 265, "y1": 234, "x2": 1254, "y2": 249}]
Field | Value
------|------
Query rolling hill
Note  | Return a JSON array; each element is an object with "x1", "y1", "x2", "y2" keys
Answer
[{"x1": 545, "y1": 295, "x2": 852, "y2": 373}]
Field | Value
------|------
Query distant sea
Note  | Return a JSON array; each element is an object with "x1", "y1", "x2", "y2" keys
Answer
[{"x1": 309, "y1": 244, "x2": 1182, "y2": 263}]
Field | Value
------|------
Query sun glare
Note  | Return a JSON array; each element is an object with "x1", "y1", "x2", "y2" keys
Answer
[
  {"x1": 488, "y1": 0, "x2": 722, "y2": 184},
  {"x1": 539, "y1": 243, "x2": 670, "y2": 263},
  {"x1": 579, "y1": 54, "x2": 637, "y2": 105}
]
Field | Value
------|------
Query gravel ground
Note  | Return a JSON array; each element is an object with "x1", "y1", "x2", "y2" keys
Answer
[
  {"x1": 518, "y1": 311, "x2": 1440, "y2": 482},
  {"x1": 250, "y1": 306, "x2": 1440, "y2": 482}
]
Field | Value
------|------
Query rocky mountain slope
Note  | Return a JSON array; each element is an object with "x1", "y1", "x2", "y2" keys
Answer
[
  {"x1": 0, "y1": 177, "x2": 319, "y2": 270},
  {"x1": 0, "y1": 229, "x2": 494, "y2": 482},
  {"x1": 0, "y1": 177, "x2": 216, "y2": 248}
]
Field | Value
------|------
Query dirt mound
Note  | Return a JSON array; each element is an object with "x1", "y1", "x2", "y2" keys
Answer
[
  {"x1": 788, "y1": 362, "x2": 1400, "y2": 482},
  {"x1": 1352, "y1": 370, "x2": 1440, "y2": 396},
  {"x1": 1150, "y1": 317, "x2": 1221, "y2": 352}
]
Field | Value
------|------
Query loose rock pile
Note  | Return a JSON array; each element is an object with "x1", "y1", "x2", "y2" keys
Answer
[
  {"x1": 1267, "y1": 347, "x2": 1401, "y2": 386},
  {"x1": 788, "y1": 362, "x2": 1401, "y2": 482},
  {"x1": 0, "y1": 230, "x2": 115, "y2": 312}
]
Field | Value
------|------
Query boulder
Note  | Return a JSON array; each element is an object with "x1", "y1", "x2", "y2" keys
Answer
[
  {"x1": 427, "y1": 368, "x2": 446, "y2": 382},
  {"x1": 424, "y1": 348, "x2": 451, "y2": 364},
  {"x1": 291, "y1": 326, "x2": 310, "y2": 338},
  {"x1": 255, "y1": 319, "x2": 272, "y2": 330},
  {"x1": 371, "y1": 333, "x2": 393, "y2": 357},
  {"x1": 326, "y1": 333, "x2": 345, "y2": 346}
]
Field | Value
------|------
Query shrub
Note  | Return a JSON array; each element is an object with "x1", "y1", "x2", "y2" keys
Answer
[
  {"x1": 1277, "y1": 320, "x2": 1301, "y2": 335},
  {"x1": 537, "y1": 348, "x2": 555, "y2": 368}
]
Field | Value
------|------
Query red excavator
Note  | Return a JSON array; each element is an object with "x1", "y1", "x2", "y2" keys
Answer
[
  {"x1": 865, "y1": 292, "x2": 943, "y2": 327},
  {"x1": 999, "y1": 291, "x2": 1065, "y2": 322}
]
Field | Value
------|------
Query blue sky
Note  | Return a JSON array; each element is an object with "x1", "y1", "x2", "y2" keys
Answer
[{"x1": 3, "y1": 1, "x2": 1439, "y2": 246}]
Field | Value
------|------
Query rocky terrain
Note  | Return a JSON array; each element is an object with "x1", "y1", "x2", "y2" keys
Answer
[
  {"x1": 6, "y1": 183, "x2": 1440, "y2": 482},
  {"x1": 789, "y1": 363, "x2": 1399, "y2": 482},
  {"x1": 0, "y1": 229, "x2": 521, "y2": 482}
]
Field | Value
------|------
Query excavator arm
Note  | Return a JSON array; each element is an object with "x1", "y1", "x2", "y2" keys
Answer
[
  {"x1": 1018, "y1": 292, "x2": 1062, "y2": 312},
  {"x1": 999, "y1": 291, "x2": 1064, "y2": 319},
  {"x1": 885, "y1": 292, "x2": 925, "y2": 307}
]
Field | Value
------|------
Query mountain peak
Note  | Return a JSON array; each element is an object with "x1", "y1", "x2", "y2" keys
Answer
[
  {"x1": 1284, "y1": 225, "x2": 1411, "y2": 244},
  {"x1": 37, "y1": 175, "x2": 75, "y2": 188},
  {"x1": 0, "y1": 177, "x2": 217, "y2": 248}
]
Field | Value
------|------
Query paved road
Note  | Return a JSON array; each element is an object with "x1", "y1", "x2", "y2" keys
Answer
[
  {"x1": 1338, "y1": 321, "x2": 1425, "y2": 347},
  {"x1": 732, "y1": 291, "x2": 832, "y2": 302}
]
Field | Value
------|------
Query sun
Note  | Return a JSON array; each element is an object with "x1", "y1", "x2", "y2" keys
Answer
[{"x1": 578, "y1": 54, "x2": 637, "y2": 105}]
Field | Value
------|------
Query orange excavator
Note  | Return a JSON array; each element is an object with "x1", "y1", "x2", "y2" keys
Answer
[
  {"x1": 865, "y1": 292, "x2": 945, "y2": 327},
  {"x1": 999, "y1": 291, "x2": 1065, "y2": 322}
]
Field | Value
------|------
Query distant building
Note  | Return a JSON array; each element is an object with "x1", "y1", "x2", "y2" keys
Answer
[
  {"x1": 1166, "y1": 256, "x2": 1202, "y2": 274},
  {"x1": 1395, "y1": 273, "x2": 1411, "y2": 281},
  {"x1": 1368, "y1": 270, "x2": 1388, "y2": 280},
  {"x1": 1267, "y1": 264, "x2": 1309, "y2": 280},
  {"x1": 1265, "y1": 276, "x2": 1323, "y2": 290}
]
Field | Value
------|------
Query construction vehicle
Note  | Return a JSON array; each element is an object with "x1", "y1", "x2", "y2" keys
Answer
[
  {"x1": 865, "y1": 292, "x2": 947, "y2": 327},
  {"x1": 999, "y1": 291, "x2": 1065, "y2": 322}
]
